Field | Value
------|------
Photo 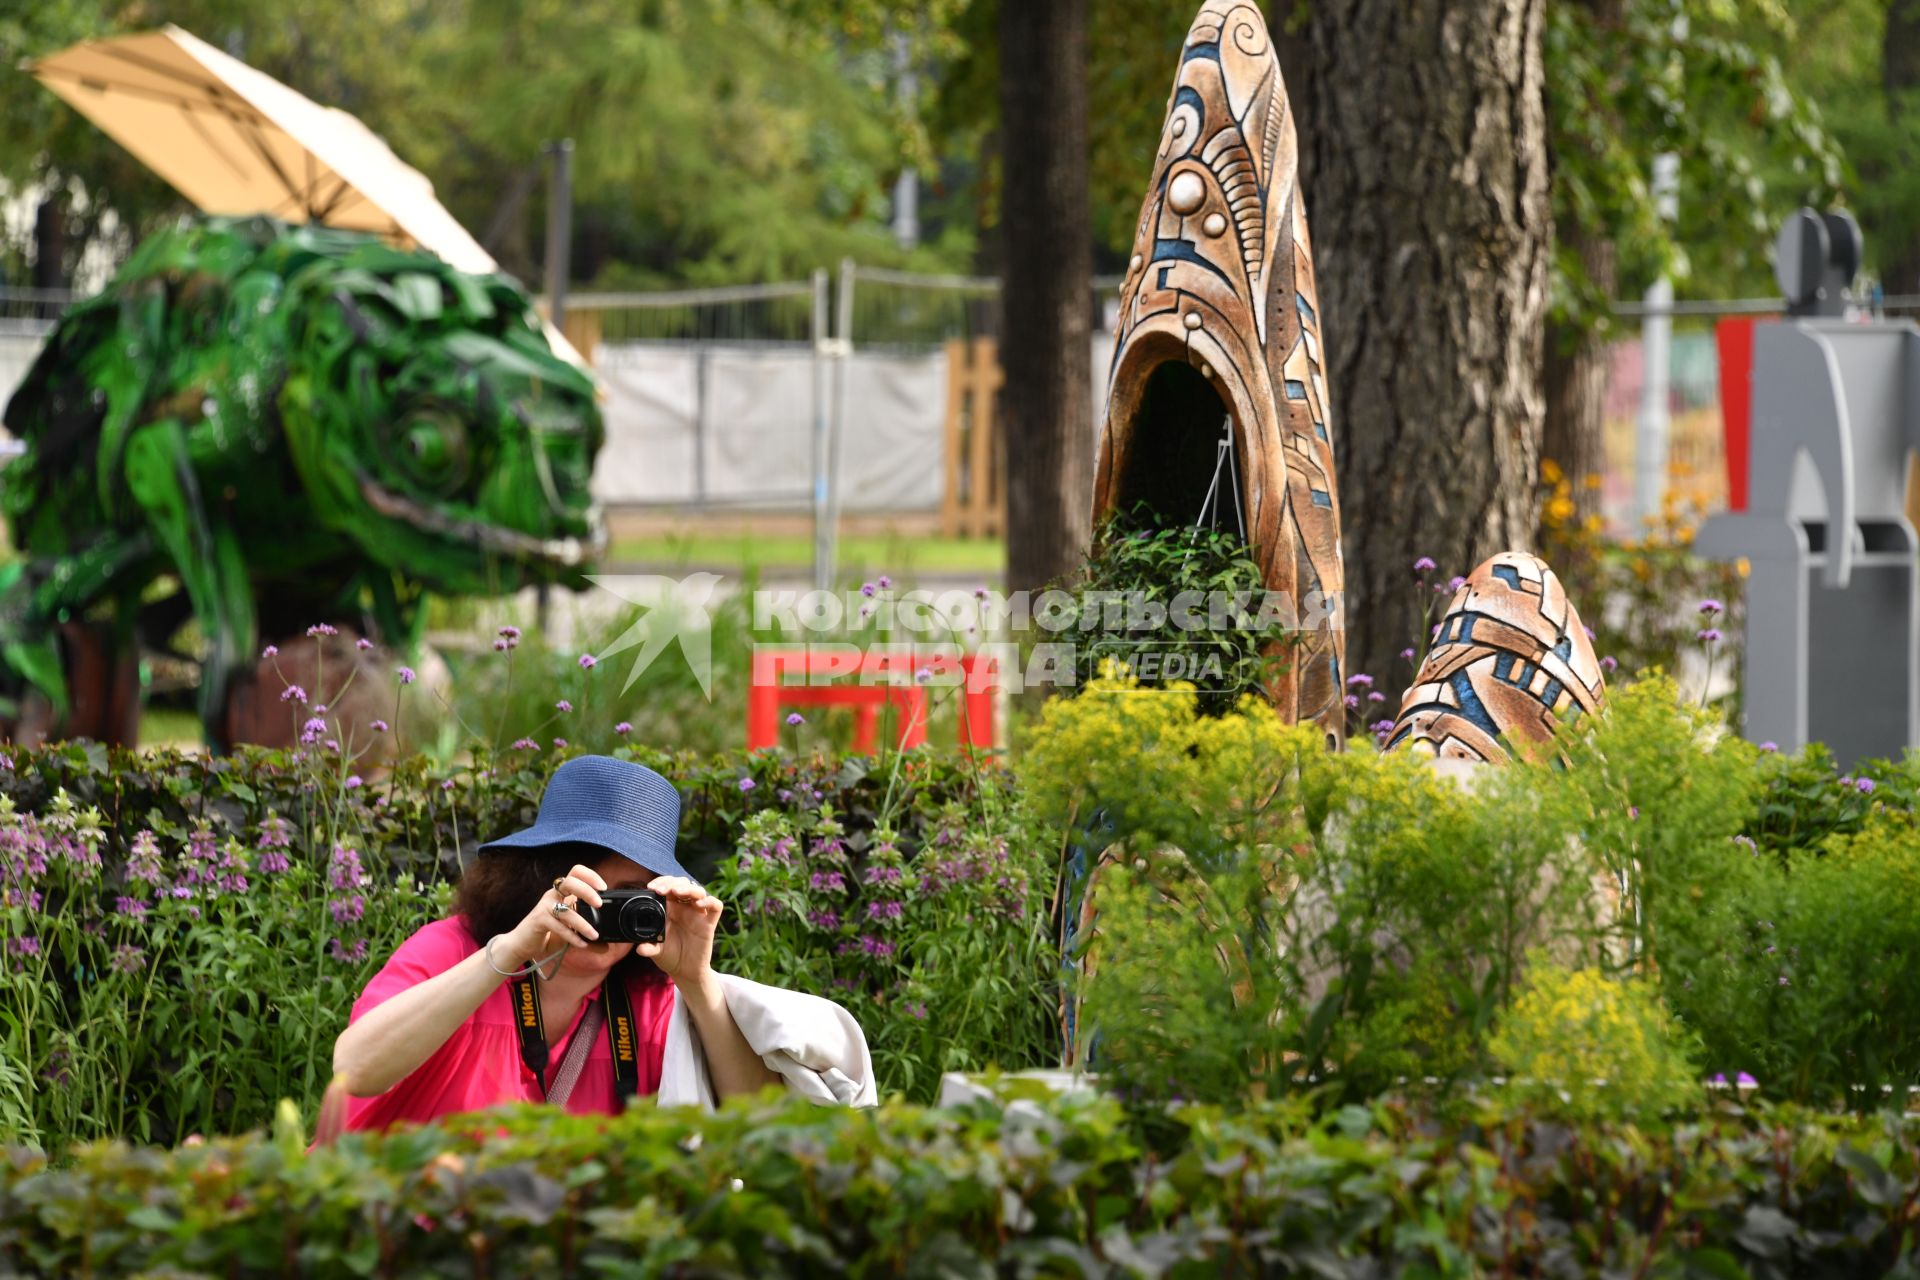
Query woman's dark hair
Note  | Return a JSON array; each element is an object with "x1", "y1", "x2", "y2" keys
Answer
[{"x1": 455, "y1": 843, "x2": 662, "y2": 980}]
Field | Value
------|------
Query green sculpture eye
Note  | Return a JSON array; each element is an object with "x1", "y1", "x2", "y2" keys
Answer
[{"x1": 399, "y1": 410, "x2": 469, "y2": 491}]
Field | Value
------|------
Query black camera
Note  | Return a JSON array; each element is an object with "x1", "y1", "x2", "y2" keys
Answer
[{"x1": 578, "y1": 888, "x2": 667, "y2": 944}]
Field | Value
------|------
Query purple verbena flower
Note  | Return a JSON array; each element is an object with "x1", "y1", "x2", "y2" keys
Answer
[
  {"x1": 614, "y1": 721, "x2": 632, "y2": 735},
  {"x1": 356, "y1": 637, "x2": 373, "y2": 651},
  {"x1": 555, "y1": 699, "x2": 572, "y2": 713},
  {"x1": 1600, "y1": 655, "x2": 1618, "y2": 673},
  {"x1": 1699, "y1": 599, "x2": 1723, "y2": 617},
  {"x1": 738, "y1": 777, "x2": 756, "y2": 792},
  {"x1": 1857, "y1": 777, "x2": 1877, "y2": 795},
  {"x1": 1698, "y1": 627, "x2": 1722, "y2": 643},
  {"x1": 877, "y1": 575, "x2": 892, "y2": 589},
  {"x1": 1347, "y1": 673, "x2": 1373, "y2": 688},
  {"x1": 398, "y1": 667, "x2": 417, "y2": 685},
  {"x1": 786, "y1": 712, "x2": 805, "y2": 727},
  {"x1": 280, "y1": 685, "x2": 308, "y2": 704},
  {"x1": 512, "y1": 737, "x2": 538, "y2": 750},
  {"x1": 1412, "y1": 556, "x2": 1436, "y2": 574},
  {"x1": 306, "y1": 623, "x2": 338, "y2": 638},
  {"x1": 109, "y1": 944, "x2": 144, "y2": 975},
  {"x1": 579, "y1": 654, "x2": 598, "y2": 669},
  {"x1": 261, "y1": 644, "x2": 278, "y2": 660},
  {"x1": 344, "y1": 775, "x2": 363, "y2": 790},
  {"x1": 860, "y1": 582, "x2": 876, "y2": 598},
  {"x1": 114, "y1": 896, "x2": 147, "y2": 917}
]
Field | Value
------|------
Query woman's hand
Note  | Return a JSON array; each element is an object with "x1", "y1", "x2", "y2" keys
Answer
[
  {"x1": 496, "y1": 863, "x2": 605, "y2": 969},
  {"x1": 637, "y1": 876, "x2": 723, "y2": 985}
]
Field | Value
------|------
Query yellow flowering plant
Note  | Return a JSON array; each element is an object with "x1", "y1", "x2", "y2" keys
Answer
[{"x1": 1489, "y1": 959, "x2": 1703, "y2": 1121}]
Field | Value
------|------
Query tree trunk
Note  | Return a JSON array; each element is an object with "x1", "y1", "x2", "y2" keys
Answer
[
  {"x1": 1542, "y1": 231, "x2": 1616, "y2": 526},
  {"x1": 997, "y1": 0, "x2": 1094, "y2": 593},
  {"x1": 1274, "y1": 0, "x2": 1550, "y2": 697},
  {"x1": 1885, "y1": 0, "x2": 1920, "y2": 294},
  {"x1": 31, "y1": 197, "x2": 68, "y2": 294}
]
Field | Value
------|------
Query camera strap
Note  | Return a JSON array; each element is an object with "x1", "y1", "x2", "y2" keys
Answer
[{"x1": 512, "y1": 973, "x2": 642, "y2": 1104}]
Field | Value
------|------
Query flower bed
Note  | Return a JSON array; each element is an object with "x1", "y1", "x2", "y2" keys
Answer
[
  {"x1": 0, "y1": 742, "x2": 1055, "y2": 1152},
  {"x1": 5, "y1": 1085, "x2": 1920, "y2": 1276}
]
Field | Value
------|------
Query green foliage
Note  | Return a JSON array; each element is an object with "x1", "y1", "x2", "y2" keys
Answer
[
  {"x1": 0, "y1": 0, "x2": 966, "y2": 289},
  {"x1": 711, "y1": 797, "x2": 1058, "y2": 1101},
  {"x1": 1490, "y1": 959, "x2": 1704, "y2": 1121},
  {"x1": 0, "y1": 737, "x2": 1043, "y2": 1154},
  {"x1": 1027, "y1": 667, "x2": 1920, "y2": 1112},
  {"x1": 10, "y1": 1086, "x2": 1920, "y2": 1274},
  {"x1": 1544, "y1": 0, "x2": 1842, "y2": 317},
  {"x1": 1054, "y1": 511, "x2": 1295, "y2": 717}
]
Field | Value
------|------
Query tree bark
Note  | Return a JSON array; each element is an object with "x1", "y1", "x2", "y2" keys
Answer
[
  {"x1": 1885, "y1": 0, "x2": 1920, "y2": 295},
  {"x1": 997, "y1": 0, "x2": 1094, "y2": 593},
  {"x1": 31, "y1": 197, "x2": 68, "y2": 294},
  {"x1": 1541, "y1": 231, "x2": 1615, "y2": 525},
  {"x1": 1274, "y1": 0, "x2": 1550, "y2": 697}
]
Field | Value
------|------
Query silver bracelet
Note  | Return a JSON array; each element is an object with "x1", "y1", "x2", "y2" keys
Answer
[{"x1": 484, "y1": 934, "x2": 563, "y2": 979}]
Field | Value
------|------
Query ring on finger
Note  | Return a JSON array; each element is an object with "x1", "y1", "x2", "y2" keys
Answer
[
  {"x1": 551, "y1": 876, "x2": 569, "y2": 894},
  {"x1": 551, "y1": 900, "x2": 571, "y2": 915}
]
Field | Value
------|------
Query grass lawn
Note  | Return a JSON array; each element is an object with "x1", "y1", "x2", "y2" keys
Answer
[{"x1": 609, "y1": 531, "x2": 1004, "y2": 578}]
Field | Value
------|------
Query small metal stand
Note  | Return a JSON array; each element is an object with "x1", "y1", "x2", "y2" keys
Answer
[{"x1": 1695, "y1": 209, "x2": 1920, "y2": 767}]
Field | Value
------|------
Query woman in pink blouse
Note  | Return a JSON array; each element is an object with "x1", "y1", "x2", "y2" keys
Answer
[{"x1": 329, "y1": 755, "x2": 777, "y2": 1131}]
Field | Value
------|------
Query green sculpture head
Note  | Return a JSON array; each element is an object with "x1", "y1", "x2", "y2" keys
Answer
[{"x1": 275, "y1": 231, "x2": 605, "y2": 594}]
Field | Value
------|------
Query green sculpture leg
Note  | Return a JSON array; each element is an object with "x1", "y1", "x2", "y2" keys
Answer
[
  {"x1": 0, "y1": 534, "x2": 154, "y2": 725},
  {"x1": 124, "y1": 423, "x2": 255, "y2": 743},
  {"x1": 363, "y1": 567, "x2": 427, "y2": 657}
]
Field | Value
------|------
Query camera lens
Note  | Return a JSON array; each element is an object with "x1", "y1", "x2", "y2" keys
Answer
[{"x1": 619, "y1": 893, "x2": 666, "y2": 942}]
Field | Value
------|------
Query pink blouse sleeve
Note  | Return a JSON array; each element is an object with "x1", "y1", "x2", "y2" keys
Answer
[
  {"x1": 343, "y1": 919, "x2": 490, "y2": 1133},
  {"x1": 351, "y1": 918, "x2": 474, "y2": 1020}
]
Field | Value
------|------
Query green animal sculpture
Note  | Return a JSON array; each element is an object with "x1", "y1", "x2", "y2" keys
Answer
[{"x1": 0, "y1": 215, "x2": 605, "y2": 747}]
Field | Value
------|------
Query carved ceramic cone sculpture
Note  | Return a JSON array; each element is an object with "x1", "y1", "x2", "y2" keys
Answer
[
  {"x1": 1093, "y1": 0, "x2": 1346, "y2": 744},
  {"x1": 1383, "y1": 552, "x2": 1608, "y2": 763}
]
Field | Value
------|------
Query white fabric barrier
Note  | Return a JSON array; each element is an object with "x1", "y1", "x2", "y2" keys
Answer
[
  {"x1": 593, "y1": 342, "x2": 948, "y2": 512},
  {"x1": 0, "y1": 331, "x2": 1114, "y2": 513}
]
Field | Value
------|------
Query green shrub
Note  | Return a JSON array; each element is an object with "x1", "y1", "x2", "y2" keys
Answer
[
  {"x1": 7, "y1": 1086, "x2": 1920, "y2": 1276},
  {"x1": 1027, "y1": 667, "x2": 1920, "y2": 1111},
  {"x1": 1054, "y1": 510, "x2": 1293, "y2": 716},
  {"x1": 1489, "y1": 959, "x2": 1703, "y2": 1121}
]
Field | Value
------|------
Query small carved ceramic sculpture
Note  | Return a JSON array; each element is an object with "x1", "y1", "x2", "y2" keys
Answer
[
  {"x1": 1382, "y1": 552, "x2": 1608, "y2": 763},
  {"x1": 1092, "y1": 0, "x2": 1345, "y2": 744}
]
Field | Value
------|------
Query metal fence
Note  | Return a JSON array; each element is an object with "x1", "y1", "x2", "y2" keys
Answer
[{"x1": 4, "y1": 277, "x2": 1897, "y2": 570}]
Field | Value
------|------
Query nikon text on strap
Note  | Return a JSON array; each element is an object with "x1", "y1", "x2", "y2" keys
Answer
[{"x1": 512, "y1": 973, "x2": 641, "y2": 1104}]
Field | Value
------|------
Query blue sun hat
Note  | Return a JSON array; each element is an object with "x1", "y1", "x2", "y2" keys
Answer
[{"x1": 477, "y1": 755, "x2": 689, "y2": 879}]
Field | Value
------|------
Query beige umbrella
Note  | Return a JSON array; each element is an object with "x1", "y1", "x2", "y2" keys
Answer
[{"x1": 27, "y1": 25, "x2": 589, "y2": 368}]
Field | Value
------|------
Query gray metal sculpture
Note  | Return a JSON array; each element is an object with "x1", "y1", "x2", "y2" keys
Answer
[{"x1": 1695, "y1": 209, "x2": 1920, "y2": 768}]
